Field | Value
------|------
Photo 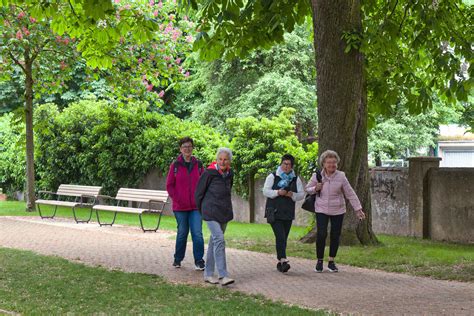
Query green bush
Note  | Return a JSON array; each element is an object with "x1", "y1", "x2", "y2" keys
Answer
[
  {"x1": 0, "y1": 113, "x2": 25, "y2": 196},
  {"x1": 34, "y1": 99, "x2": 225, "y2": 194},
  {"x1": 0, "y1": 100, "x2": 316, "y2": 198},
  {"x1": 227, "y1": 107, "x2": 318, "y2": 196}
]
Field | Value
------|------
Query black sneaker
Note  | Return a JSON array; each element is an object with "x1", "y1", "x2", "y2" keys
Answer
[
  {"x1": 315, "y1": 260, "x2": 323, "y2": 273},
  {"x1": 277, "y1": 262, "x2": 282, "y2": 272},
  {"x1": 195, "y1": 260, "x2": 205, "y2": 271},
  {"x1": 281, "y1": 261, "x2": 291, "y2": 273},
  {"x1": 173, "y1": 260, "x2": 181, "y2": 268},
  {"x1": 328, "y1": 261, "x2": 338, "y2": 273}
]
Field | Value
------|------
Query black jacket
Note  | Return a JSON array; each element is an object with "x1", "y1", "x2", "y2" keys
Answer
[
  {"x1": 195, "y1": 168, "x2": 234, "y2": 223},
  {"x1": 265, "y1": 174, "x2": 298, "y2": 221}
]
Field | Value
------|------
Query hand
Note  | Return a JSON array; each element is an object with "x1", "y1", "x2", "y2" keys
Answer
[
  {"x1": 286, "y1": 191, "x2": 293, "y2": 198},
  {"x1": 356, "y1": 209, "x2": 366, "y2": 220},
  {"x1": 278, "y1": 189, "x2": 288, "y2": 196},
  {"x1": 315, "y1": 183, "x2": 323, "y2": 191}
]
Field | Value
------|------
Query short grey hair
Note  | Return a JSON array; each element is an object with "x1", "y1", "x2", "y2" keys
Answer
[
  {"x1": 319, "y1": 150, "x2": 340, "y2": 166},
  {"x1": 216, "y1": 147, "x2": 233, "y2": 161}
]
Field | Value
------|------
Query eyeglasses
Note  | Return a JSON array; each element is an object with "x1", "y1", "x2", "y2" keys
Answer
[
  {"x1": 181, "y1": 145, "x2": 193, "y2": 149},
  {"x1": 281, "y1": 162, "x2": 292, "y2": 166}
]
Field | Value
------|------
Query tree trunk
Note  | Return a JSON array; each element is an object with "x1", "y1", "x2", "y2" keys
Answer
[
  {"x1": 304, "y1": 0, "x2": 377, "y2": 245},
  {"x1": 24, "y1": 52, "x2": 36, "y2": 212},
  {"x1": 248, "y1": 174, "x2": 255, "y2": 223}
]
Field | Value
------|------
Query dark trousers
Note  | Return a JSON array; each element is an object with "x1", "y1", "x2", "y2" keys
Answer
[
  {"x1": 316, "y1": 213, "x2": 344, "y2": 259},
  {"x1": 270, "y1": 219, "x2": 293, "y2": 260}
]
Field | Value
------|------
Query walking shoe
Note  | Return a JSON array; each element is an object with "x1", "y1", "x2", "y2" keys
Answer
[
  {"x1": 195, "y1": 260, "x2": 205, "y2": 271},
  {"x1": 204, "y1": 276, "x2": 219, "y2": 284},
  {"x1": 314, "y1": 260, "x2": 323, "y2": 273},
  {"x1": 281, "y1": 261, "x2": 291, "y2": 273},
  {"x1": 328, "y1": 261, "x2": 339, "y2": 272},
  {"x1": 277, "y1": 262, "x2": 282, "y2": 272},
  {"x1": 219, "y1": 277, "x2": 235, "y2": 286},
  {"x1": 172, "y1": 260, "x2": 181, "y2": 268}
]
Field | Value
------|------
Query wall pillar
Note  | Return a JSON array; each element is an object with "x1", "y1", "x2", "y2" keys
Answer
[{"x1": 407, "y1": 157, "x2": 441, "y2": 237}]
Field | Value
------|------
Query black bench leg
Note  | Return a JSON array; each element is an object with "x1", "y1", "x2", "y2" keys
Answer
[
  {"x1": 37, "y1": 204, "x2": 58, "y2": 219},
  {"x1": 72, "y1": 206, "x2": 93, "y2": 224},
  {"x1": 96, "y1": 210, "x2": 117, "y2": 226},
  {"x1": 139, "y1": 212, "x2": 163, "y2": 233}
]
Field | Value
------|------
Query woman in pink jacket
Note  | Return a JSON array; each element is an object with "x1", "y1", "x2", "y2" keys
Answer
[
  {"x1": 166, "y1": 137, "x2": 205, "y2": 270},
  {"x1": 306, "y1": 150, "x2": 365, "y2": 273}
]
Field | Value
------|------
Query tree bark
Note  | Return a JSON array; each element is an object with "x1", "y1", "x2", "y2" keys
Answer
[
  {"x1": 304, "y1": 0, "x2": 377, "y2": 244},
  {"x1": 24, "y1": 49, "x2": 36, "y2": 212}
]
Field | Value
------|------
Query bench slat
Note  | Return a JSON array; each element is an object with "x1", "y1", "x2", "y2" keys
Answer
[
  {"x1": 115, "y1": 188, "x2": 168, "y2": 202},
  {"x1": 36, "y1": 199, "x2": 79, "y2": 207},
  {"x1": 93, "y1": 205, "x2": 162, "y2": 214},
  {"x1": 57, "y1": 184, "x2": 102, "y2": 197}
]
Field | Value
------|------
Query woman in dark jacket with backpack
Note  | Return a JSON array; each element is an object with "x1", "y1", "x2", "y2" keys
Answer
[
  {"x1": 195, "y1": 147, "x2": 235, "y2": 286},
  {"x1": 263, "y1": 154, "x2": 305, "y2": 273},
  {"x1": 166, "y1": 137, "x2": 205, "y2": 270}
]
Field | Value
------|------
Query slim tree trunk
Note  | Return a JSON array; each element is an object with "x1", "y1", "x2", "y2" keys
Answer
[
  {"x1": 248, "y1": 174, "x2": 255, "y2": 223},
  {"x1": 305, "y1": 0, "x2": 377, "y2": 244},
  {"x1": 24, "y1": 51, "x2": 36, "y2": 212}
]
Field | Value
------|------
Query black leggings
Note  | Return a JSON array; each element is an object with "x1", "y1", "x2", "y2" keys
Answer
[
  {"x1": 316, "y1": 213, "x2": 344, "y2": 259},
  {"x1": 270, "y1": 219, "x2": 292, "y2": 260}
]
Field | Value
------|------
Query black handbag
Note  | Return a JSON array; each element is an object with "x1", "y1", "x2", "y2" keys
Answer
[
  {"x1": 265, "y1": 205, "x2": 277, "y2": 224},
  {"x1": 301, "y1": 194, "x2": 316, "y2": 212}
]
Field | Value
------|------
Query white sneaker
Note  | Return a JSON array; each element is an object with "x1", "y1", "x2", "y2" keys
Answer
[
  {"x1": 204, "y1": 276, "x2": 219, "y2": 284},
  {"x1": 219, "y1": 277, "x2": 235, "y2": 286}
]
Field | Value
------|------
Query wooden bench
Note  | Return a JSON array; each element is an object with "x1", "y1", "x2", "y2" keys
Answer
[
  {"x1": 36, "y1": 185, "x2": 102, "y2": 223},
  {"x1": 93, "y1": 188, "x2": 169, "y2": 232}
]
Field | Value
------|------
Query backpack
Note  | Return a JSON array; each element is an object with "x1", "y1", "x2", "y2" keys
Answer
[{"x1": 173, "y1": 159, "x2": 203, "y2": 176}]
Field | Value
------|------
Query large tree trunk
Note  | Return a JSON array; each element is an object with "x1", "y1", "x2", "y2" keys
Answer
[
  {"x1": 306, "y1": 0, "x2": 377, "y2": 244},
  {"x1": 24, "y1": 52, "x2": 36, "y2": 212}
]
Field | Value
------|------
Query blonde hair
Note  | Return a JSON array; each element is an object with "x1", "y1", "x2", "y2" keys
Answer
[{"x1": 319, "y1": 150, "x2": 340, "y2": 167}]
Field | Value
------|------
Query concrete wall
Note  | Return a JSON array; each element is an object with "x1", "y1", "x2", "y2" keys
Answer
[
  {"x1": 370, "y1": 168, "x2": 410, "y2": 236},
  {"x1": 425, "y1": 168, "x2": 474, "y2": 243},
  {"x1": 139, "y1": 168, "x2": 312, "y2": 227}
]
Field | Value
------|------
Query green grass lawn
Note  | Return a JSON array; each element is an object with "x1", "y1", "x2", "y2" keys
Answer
[
  {"x1": 2, "y1": 201, "x2": 473, "y2": 282},
  {"x1": 0, "y1": 247, "x2": 324, "y2": 315}
]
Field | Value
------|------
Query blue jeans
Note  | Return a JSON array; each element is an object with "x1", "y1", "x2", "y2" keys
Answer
[
  {"x1": 173, "y1": 210, "x2": 204, "y2": 264},
  {"x1": 205, "y1": 221, "x2": 228, "y2": 278}
]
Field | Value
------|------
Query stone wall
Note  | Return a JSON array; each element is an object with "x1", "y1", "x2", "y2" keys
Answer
[
  {"x1": 425, "y1": 168, "x2": 474, "y2": 243},
  {"x1": 370, "y1": 168, "x2": 410, "y2": 236}
]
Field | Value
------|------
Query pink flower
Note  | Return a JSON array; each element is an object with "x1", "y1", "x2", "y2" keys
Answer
[
  {"x1": 16, "y1": 30, "x2": 23, "y2": 40},
  {"x1": 169, "y1": 14, "x2": 175, "y2": 21},
  {"x1": 153, "y1": 10, "x2": 158, "y2": 17},
  {"x1": 146, "y1": 84, "x2": 153, "y2": 91},
  {"x1": 185, "y1": 35, "x2": 193, "y2": 43},
  {"x1": 164, "y1": 56, "x2": 171, "y2": 61},
  {"x1": 114, "y1": 0, "x2": 120, "y2": 3},
  {"x1": 175, "y1": 58, "x2": 181, "y2": 64},
  {"x1": 138, "y1": 58, "x2": 143, "y2": 64},
  {"x1": 22, "y1": 27, "x2": 30, "y2": 36},
  {"x1": 183, "y1": 16, "x2": 188, "y2": 21},
  {"x1": 158, "y1": 90, "x2": 165, "y2": 98},
  {"x1": 17, "y1": 12, "x2": 26, "y2": 19},
  {"x1": 158, "y1": 1, "x2": 163, "y2": 8},
  {"x1": 29, "y1": 17, "x2": 36, "y2": 23},
  {"x1": 184, "y1": 71, "x2": 190, "y2": 78},
  {"x1": 149, "y1": 0, "x2": 155, "y2": 6},
  {"x1": 63, "y1": 38, "x2": 70, "y2": 45}
]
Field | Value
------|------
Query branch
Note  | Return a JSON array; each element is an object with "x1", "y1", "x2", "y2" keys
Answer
[
  {"x1": 7, "y1": 50, "x2": 26, "y2": 73},
  {"x1": 398, "y1": 2, "x2": 410, "y2": 34},
  {"x1": 31, "y1": 39, "x2": 51, "y2": 62}
]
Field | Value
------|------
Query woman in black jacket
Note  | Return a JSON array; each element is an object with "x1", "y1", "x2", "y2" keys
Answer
[
  {"x1": 195, "y1": 148, "x2": 235, "y2": 286},
  {"x1": 263, "y1": 154, "x2": 305, "y2": 273}
]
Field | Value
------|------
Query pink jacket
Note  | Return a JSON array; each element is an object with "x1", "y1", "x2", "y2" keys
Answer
[
  {"x1": 305, "y1": 170, "x2": 362, "y2": 215},
  {"x1": 166, "y1": 155, "x2": 204, "y2": 211}
]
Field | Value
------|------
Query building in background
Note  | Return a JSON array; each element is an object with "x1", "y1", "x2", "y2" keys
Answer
[{"x1": 437, "y1": 125, "x2": 474, "y2": 167}]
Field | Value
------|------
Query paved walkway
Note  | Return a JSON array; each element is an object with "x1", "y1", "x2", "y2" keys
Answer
[{"x1": 0, "y1": 216, "x2": 473, "y2": 315}]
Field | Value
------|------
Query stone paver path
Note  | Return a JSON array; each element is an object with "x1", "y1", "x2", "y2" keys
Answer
[{"x1": 0, "y1": 216, "x2": 473, "y2": 315}]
